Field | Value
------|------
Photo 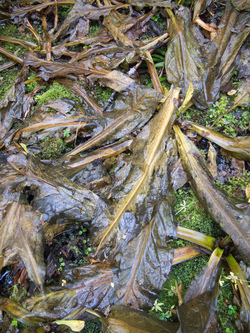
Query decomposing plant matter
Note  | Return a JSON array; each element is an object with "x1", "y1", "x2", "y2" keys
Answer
[{"x1": 0, "y1": 0, "x2": 249, "y2": 332}]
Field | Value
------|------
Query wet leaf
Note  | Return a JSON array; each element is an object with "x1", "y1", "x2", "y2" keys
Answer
[
  {"x1": 231, "y1": 0, "x2": 250, "y2": 11},
  {"x1": 88, "y1": 88, "x2": 180, "y2": 309},
  {"x1": 5, "y1": 153, "x2": 99, "y2": 225},
  {"x1": 246, "y1": 183, "x2": 250, "y2": 203},
  {"x1": 63, "y1": 82, "x2": 163, "y2": 158},
  {"x1": 24, "y1": 51, "x2": 90, "y2": 81},
  {"x1": 53, "y1": 319, "x2": 85, "y2": 331},
  {"x1": 164, "y1": 7, "x2": 205, "y2": 101},
  {"x1": 0, "y1": 66, "x2": 29, "y2": 147},
  {"x1": 0, "y1": 297, "x2": 47, "y2": 327},
  {"x1": 185, "y1": 121, "x2": 250, "y2": 161},
  {"x1": 53, "y1": 1, "x2": 119, "y2": 42},
  {"x1": 103, "y1": 11, "x2": 135, "y2": 48},
  {"x1": 13, "y1": 116, "x2": 88, "y2": 142},
  {"x1": 177, "y1": 247, "x2": 223, "y2": 333},
  {"x1": 174, "y1": 125, "x2": 250, "y2": 265},
  {"x1": 0, "y1": 202, "x2": 45, "y2": 287},
  {"x1": 24, "y1": 264, "x2": 114, "y2": 320},
  {"x1": 100, "y1": 305, "x2": 179, "y2": 333},
  {"x1": 125, "y1": 0, "x2": 173, "y2": 10},
  {"x1": 165, "y1": 2, "x2": 249, "y2": 108},
  {"x1": 207, "y1": 142, "x2": 217, "y2": 179},
  {"x1": 172, "y1": 244, "x2": 206, "y2": 265},
  {"x1": 92, "y1": 87, "x2": 180, "y2": 254}
]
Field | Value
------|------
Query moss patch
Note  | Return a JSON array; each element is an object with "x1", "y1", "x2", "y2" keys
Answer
[
  {"x1": 34, "y1": 82, "x2": 79, "y2": 105},
  {"x1": 0, "y1": 67, "x2": 19, "y2": 100},
  {"x1": 216, "y1": 169, "x2": 250, "y2": 200},
  {"x1": 58, "y1": 5, "x2": 73, "y2": 20},
  {"x1": 174, "y1": 186, "x2": 225, "y2": 238},
  {"x1": 0, "y1": 23, "x2": 34, "y2": 65},
  {"x1": 93, "y1": 86, "x2": 112, "y2": 105},
  {"x1": 183, "y1": 93, "x2": 250, "y2": 137},
  {"x1": 89, "y1": 23, "x2": 101, "y2": 36},
  {"x1": 40, "y1": 137, "x2": 69, "y2": 160}
]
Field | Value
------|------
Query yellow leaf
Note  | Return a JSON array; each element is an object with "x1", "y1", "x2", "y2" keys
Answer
[
  {"x1": 246, "y1": 183, "x2": 250, "y2": 203},
  {"x1": 54, "y1": 320, "x2": 85, "y2": 331}
]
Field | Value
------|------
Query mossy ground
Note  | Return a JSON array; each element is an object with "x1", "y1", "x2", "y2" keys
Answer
[
  {"x1": 216, "y1": 170, "x2": 250, "y2": 200},
  {"x1": 150, "y1": 185, "x2": 238, "y2": 332},
  {"x1": 0, "y1": 23, "x2": 34, "y2": 64},
  {"x1": 34, "y1": 82, "x2": 80, "y2": 105},
  {"x1": 0, "y1": 67, "x2": 19, "y2": 100},
  {"x1": 39, "y1": 137, "x2": 70, "y2": 160},
  {"x1": 183, "y1": 91, "x2": 250, "y2": 137}
]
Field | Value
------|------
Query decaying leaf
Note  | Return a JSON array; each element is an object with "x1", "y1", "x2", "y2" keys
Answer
[
  {"x1": 0, "y1": 297, "x2": 47, "y2": 327},
  {"x1": 185, "y1": 121, "x2": 250, "y2": 161},
  {"x1": 246, "y1": 183, "x2": 250, "y2": 203},
  {"x1": 165, "y1": 2, "x2": 249, "y2": 108},
  {"x1": 53, "y1": 319, "x2": 85, "y2": 331},
  {"x1": 0, "y1": 0, "x2": 249, "y2": 331},
  {"x1": 63, "y1": 82, "x2": 163, "y2": 158},
  {"x1": 0, "y1": 66, "x2": 29, "y2": 147},
  {"x1": 100, "y1": 305, "x2": 179, "y2": 333},
  {"x1": 177, "y1": 247, "x2": 223, "y2": 332},
  {"x1": 0, "y1": 202, "x2": 45, "y2": 287},
  {"x1": 174, "y1": 125, "x2": 250, "y2": 265},
  {"x1": 164, "y1": 7, "x2": 205, "y2": 102},
  {"x1": 91, "y1": 87, "x2": 180, "y2": 253}
]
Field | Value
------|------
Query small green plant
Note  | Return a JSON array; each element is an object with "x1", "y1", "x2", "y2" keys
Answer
[
  {"x1": 63, "y1": 129, "x2": 71, "y2": 138},
  {"x1": 58, "y1": 5, "x2": 73, "y2": 19},
  {"x1": 150, "y1": 14, "x2": 167, "y2": 30},
  {"x1": 84, "y1": 247, "x2": 92, "y2": 255},
  {"x1": 150, "y1": 299, "x2": 164, "y2": 313},
  {"x1": 226, "y1": 328, "x2": 236, "y2": 333},
  {"x1": 89, "y1": 23, "x2": 101, "y2": 36},
  {"x1": 227, "y1": 304, "x2": 237, "y2": 316},
  {"x1": 10, "y1": 283, "x2": 27, "y2": 302},
  {"x1": 58, "y1": 257, "x2": 66, "y2": 272},
  {"x1": 25, "y1": 72, "x2": 38, "y2": 93},
  {"x1": 11, "y1": 318, "x2": 18, "y2": 326}
]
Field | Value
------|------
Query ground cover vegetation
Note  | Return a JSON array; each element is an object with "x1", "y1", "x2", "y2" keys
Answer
[{"x1": 0, "y1": 0, "x2": 249, "y2": 332}]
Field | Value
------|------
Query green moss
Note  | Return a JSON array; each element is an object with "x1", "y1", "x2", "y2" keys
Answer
[
  {"x1": 81, "y1": 319, "x2": 102, "y2": 333},
  {"x1": 183, "y1": 92, "x2": 249, "y2": 137},
  {"x1": 217, "y1": 269, "x2": 236, "y2": 333},
  {"x1": 0, "y1": 24, "x2": 20, "y2": 38},
  {"x1": 174, "y1": 186, "x2": 225, "y2": 238},
  {"x1": 0, "y1": 67, "x2": 19, "y2": 100},
  {"x1": 58, "y1": 5, "x2": 73, "y2": 19},
  {"x1": 89, "y1": 23, "x2": 101, "y2": 36},
  {"x1": 25, "y1": 72, "x2": 38, "y2": 93},
  {"x1": 0, "y1": 23, "x2": 33, "y2": 65},
  {"x1": 34, "y1": 82, "x2": 79, "y2": 105},
  {"x1": 151, "y1": 14, "x2": 167, "y2": 31},
  {"x1": 40, "y1": 137, "x2": 68, "y2": 160},
  {"x1": 216, "y1": 170, "x2": 250, "y2": 200},
  {"x1": 93, "y1": 86, "x2": 112, "y2": 104}
]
